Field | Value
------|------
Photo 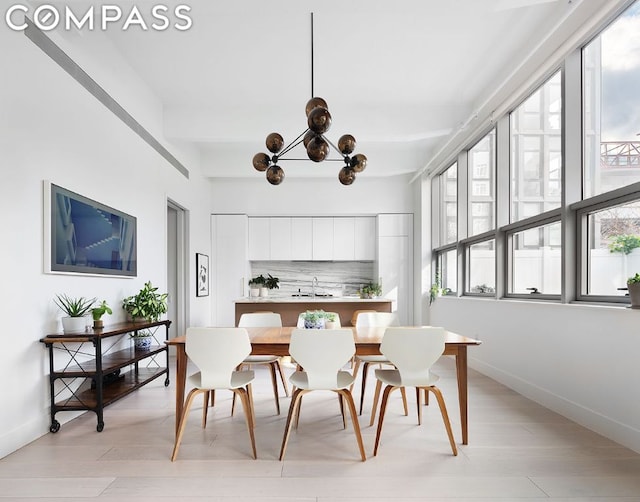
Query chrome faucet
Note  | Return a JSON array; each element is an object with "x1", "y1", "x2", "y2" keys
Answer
[{"x1": 312, "y1": 276, "x2": 318, "y2": 297}]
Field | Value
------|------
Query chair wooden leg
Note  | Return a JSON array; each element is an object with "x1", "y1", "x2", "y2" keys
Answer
[
  {"x1": 280, "y1": 388, "x2": 307, "y2": 460},
  {"x1": 338, "y1": 393, "x2": 346, "y2": 429},
  {"x1": 171, "y1": 388, "x2": 204, "y2": 461},
  {"x1": 369, "y1": 379, "x2": 383, "y2": 427},
  {"x1": 426, "y1": 386, "x2": 458, "y2": 456},
  {"x1": 359, "y1": 361, "x2": 370, "y2": 415},
  {"x1": 232, "y1": 387, "x2": 257, "y2": 459},
  {"x1": 202, "y1": 391, "x2": 209, "y2": 428},
  {"x1": 231, "y1": 390, "x2": 237, "y2": 416},
  {"x1": 373, "y1": 385, "x2": 398, "y2": 456},
  {"x1": 400, "y1": 387, "x2": 408, "y2": 416},
  {"x1": 350, "y1": 359, "x2": 361, "y2": 392},
  {"x1": 268, "y1": 362, "x2": 281, "y2": 415},
  {"x1": 424, "y1": 388, "x2": 429, "y2": 405},
  {"x1": 276, "y1": 359, "x2": 290, "y2": 397},
  {"x1": 209, "y1": 390, "x2": 216, "y2": 407},
  {"x1": 416, "y1": 387, "x2": 422, "y2": 425},
  {"x1": 337, "y1": 389, "x2": 367, "y2": 461}
]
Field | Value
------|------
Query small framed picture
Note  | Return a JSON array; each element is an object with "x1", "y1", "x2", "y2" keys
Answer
[{"x1": 196, "y1": 253, "x2": 209, "y2": 297}]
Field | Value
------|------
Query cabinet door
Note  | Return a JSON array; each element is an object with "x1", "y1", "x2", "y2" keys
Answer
[
  {"x1": 312, "y1": 218, "x2": 334, "y2": 260},
  {"x1": 333, "y1": 217, "x2": 355, "y2": 260},
  {"x1": 354, "y1": 217, "x2": 376, "y2": 260},
  {"x1": 212, "y1": 214, "x2": 249, "y2": 326},
  {"x1": 291, "y1": 217, "x2": 313, "y2": 259},
  {"x1": 248, "y1": 218, "x2": 270, "y2": 260},
  {"x1": 269, "y1": 218, "x2": 292, "y2": 260}
]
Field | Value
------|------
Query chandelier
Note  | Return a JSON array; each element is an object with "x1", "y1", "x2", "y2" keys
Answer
[{"x1": 252, "y1": 13, "x2": 367, "y2": 186}]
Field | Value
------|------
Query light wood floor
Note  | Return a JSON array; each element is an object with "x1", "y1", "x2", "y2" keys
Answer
[{"x1": 2, "y1": 356, "x2": 640, "y2": 501}]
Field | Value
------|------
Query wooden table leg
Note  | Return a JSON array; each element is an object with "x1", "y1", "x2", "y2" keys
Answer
[
  {"x1": 455, "y1": 346, "x2": 469, "y2": 445},
  {"x1": 175, "y1": 344, "x2": 187, "y2": 435}
]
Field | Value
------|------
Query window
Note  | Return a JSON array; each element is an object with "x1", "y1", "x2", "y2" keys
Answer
[
  {"x1": 440, "y1": 163, "x2": 458, "y2": 245},
  {"x1": 583, "y1": 2, "x2": 640, "y2": 198},
  {"x1": 511, "y1": 72, "x2": 562, "y2": 222},
  {"x1": 469, "y1": 130, "x2": 496, "y2": 237},
  {"x1": 466, "y1": 239, "x2": 495, "y2": 295},
  {"x1": 438, "y1": 247, "x2": 457, "y2": 294},
  {"x1": 581, "y1": 198, "x2": 640, "y2": 298},
  {"x1": 508, "y1": 221, "x2": 561, "y2": 296}
]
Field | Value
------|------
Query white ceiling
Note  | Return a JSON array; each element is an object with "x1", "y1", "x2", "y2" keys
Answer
[{"x1": 90, "y1": 0, "x2": 613, "y2": 180}]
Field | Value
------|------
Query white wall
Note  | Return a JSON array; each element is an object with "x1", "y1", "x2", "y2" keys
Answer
[
  {"x1": 430, "y1": 297, "x2": 640, "y2": 453},
  {"x1": 209, "y1": 175, "x2": 415, "y2": 216},
  {"x1": 0, "y1": 26, "x2": 212, "y2": 458}
]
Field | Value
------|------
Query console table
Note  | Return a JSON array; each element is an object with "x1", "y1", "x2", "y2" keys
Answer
[{"x1": 40, "y1": 319, "x2": 171, "y2": 433}]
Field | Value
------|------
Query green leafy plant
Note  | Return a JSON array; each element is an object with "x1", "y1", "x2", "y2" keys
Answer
[
  {"x1": 122, "y1": 281, "x2": 168, "y2": 322},
  {"x1": 627, "y1": 273, "x2": 640, "y2": 284},
  {"x1": 130, "y1": 329, "x2": 152, "y2": 339},
  {"x1": 609, "y1": 234, "x2": 640, "y2": 255},
  {"x1": 54, "y1": 294, "x2": 96, "y2": 317},
  {"x1": 264, "y1": 273, "x2": 280, "y2": 290},
  {"x1": 248, "y1": 274, "x2": 266, "y2": 287},
  {"x1": 322, "y1": 312, "x2": 337, "y2": 322},
  {"x1": 91, "y1": 300, "x2": 113, "y2": 321},
  {"x1": 358, "y1": 282, "x2": 382, "y2": 299},
  {"x1": 429, "y1": 270, "x2": 442, "y2": 305}
]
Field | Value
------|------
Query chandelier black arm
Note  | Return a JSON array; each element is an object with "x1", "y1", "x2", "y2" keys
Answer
[
  {"x1": 277, "y1": 129, "x2": 309, "y2": 159},
  {"x1": 321, "y1": 134, "x2": 348, "y2": 160},
  {"x1": 277, "y1": 158, "x2": 345, "y2": 162}
]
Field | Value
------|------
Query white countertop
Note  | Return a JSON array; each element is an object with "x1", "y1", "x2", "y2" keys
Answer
[{"x1": 235, "y1": 296, "x2": 391, "y2": 304}]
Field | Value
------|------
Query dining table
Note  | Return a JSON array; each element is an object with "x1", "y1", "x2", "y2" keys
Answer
[{"x1": 166, "y1": 326, "x2": 481, "y2": 444}]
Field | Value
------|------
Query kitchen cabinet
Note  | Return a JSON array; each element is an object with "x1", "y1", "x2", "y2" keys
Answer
[
  {"x1": 248, "y1": 217, "x2": 270, "y2": 260},
  {"x1": 312, "y1": 217, "x2": 334, "y2": 260},
  {"x1": 269, "y1": 217, "x2": 293, "y2": 260},
  {"x1": 377, "y1": 213, "x2": 413, "y2": 325},
  {"x1": 333, "y1": 217, "x2": 355, "y2": 260},
  {"x1": 291, "y1": 217, "x2": 313, "y2": 259},
  {"x1": 354, "y1": 217, "x2": 376, "y2": 260},
  {"x1": 212, "y1": 214, "x2": 249, "y2": 325}
]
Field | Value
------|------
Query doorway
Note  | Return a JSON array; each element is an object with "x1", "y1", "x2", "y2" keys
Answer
[{"x1": 167, "y1": 200, "x2": 188, "y2": 341}]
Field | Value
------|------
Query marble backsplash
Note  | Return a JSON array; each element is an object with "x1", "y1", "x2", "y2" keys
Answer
[{"x1": 249, "y1": 261, "x2": 375, "y2": 298}]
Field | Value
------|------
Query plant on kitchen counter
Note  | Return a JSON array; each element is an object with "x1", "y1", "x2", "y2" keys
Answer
[
  {"x1": 248, "y1": 274, "x2": 266, "y2": 287},
  {"x1": 358, "y1": 282, "x2": 382, "y2": 299},
  {"x1": 264, "y1": 274, "x2": 280, "y2": 290}
]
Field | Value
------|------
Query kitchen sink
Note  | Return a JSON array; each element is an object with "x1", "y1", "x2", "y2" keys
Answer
[{"x1": 291, "y1": 293, "x2": 333, "y2": 297}]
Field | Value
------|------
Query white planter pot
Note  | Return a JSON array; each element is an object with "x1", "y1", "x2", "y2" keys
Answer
[
  {"x1": 259, "y1": 287, "x2": 268, "y2": 297},
  {"x1": 249, "y1": 288, "x2": 260, "y2": 297},
  {"x1": 61, "y1": 316, "x2": 87, "y2": 333}
]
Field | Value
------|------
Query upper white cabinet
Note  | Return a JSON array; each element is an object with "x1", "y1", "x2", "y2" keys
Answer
[
  {"x1": 248, "y1": 216, "x2": 376, "y2": 261},
  {"x1": 354, "y1": 217, "x2": 376, "y2": 260},
  {"x1": 248, "y1": 218, "x2": 271, "y2": 260},
  {"x1": 291, "y1": 217, "x2": 313, "y2": 259},
  {"x1": 332, "y1": 217, "x2": 355, "y2": 260},
  {"x1": 312, "y1": 218, "x2": 334, "y2": 260}
]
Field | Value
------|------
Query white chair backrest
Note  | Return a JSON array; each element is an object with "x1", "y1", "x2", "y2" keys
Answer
[
  {"x1": 379, "y1": 327, "x2": 445, "y2": 387},
  {"x1": 355, "y1": 311, "x2": 399, "y2": 328},
  {"x1": 186, "y1": 327, "x2": 251, "y2": 388},
  {"x1": 289, "y1": 328, "x2": 355, "y2": 389},
  {"x1": 238, "y1": 312, "x2": 282, "y2": 327}
]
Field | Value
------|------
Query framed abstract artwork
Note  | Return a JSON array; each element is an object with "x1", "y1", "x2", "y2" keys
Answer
[{"x1": 196, "y1": 253, "x2": 209, "y2": 297}]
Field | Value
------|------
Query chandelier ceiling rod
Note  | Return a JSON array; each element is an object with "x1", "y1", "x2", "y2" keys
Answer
[{"x1": 251, "y1": 12, "x2": 367, "y2": 185}]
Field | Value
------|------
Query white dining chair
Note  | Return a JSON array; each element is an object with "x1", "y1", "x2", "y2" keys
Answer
[
  {"x1": 371, "y1": 326, "x2": 457, "y2": 457},
  {"x1": 351, "y1": 311, "x2": 408, "y2": 419},
  {"x1": 171, "y1": 327, "x2": 257, "y2": 461},
  {"x1": 235, "y1": 312, "x2": 288, "y2": 415},
  {"x1": 279, "y1": 328, "x2": 366, "y2": 462}
]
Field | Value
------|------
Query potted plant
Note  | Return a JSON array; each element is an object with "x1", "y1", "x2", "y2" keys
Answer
[
  {"x1": 323, "y1": 311, "x2": 338, "y2": 329},
  {"x1": 627, "y1": 273, "x2": 640, "y2": 309},
  {"x1": 262, "y1": 273, "x2": 280, "y2": 297},
  {"x1": 91, "y1": 300, "x2": 112, "y2": 329},
  {"x1": 358, "y1": 282, "x2": 382, "y2": 299},
  {"x1": 122, "y1": 281, "x2": 168, "y2": 322},
  {"x1": 302, "y1": 310, "x2": 325, "y2": 329},
  {"x1": 248, "y1": 275, "x2": 265, "y2": 297},
  {"x1": 54, "y1": 294, "x2": 96, "y2": 333},
  {"x1": 130, "y1": 329, "x2": 153, "y2": 351}
]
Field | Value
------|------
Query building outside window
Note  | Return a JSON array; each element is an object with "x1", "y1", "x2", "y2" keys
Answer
[
  {"x1": 440, "y1": 162, "x2": 458, "y2": 245},
  {"x1": 469, "y1": 129, "x2": 496, "y2": 237}
]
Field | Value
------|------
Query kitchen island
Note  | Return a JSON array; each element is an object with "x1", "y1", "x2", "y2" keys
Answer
[{"x1": 234, "y1": 297, "x2": 392, "y2": 326}]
